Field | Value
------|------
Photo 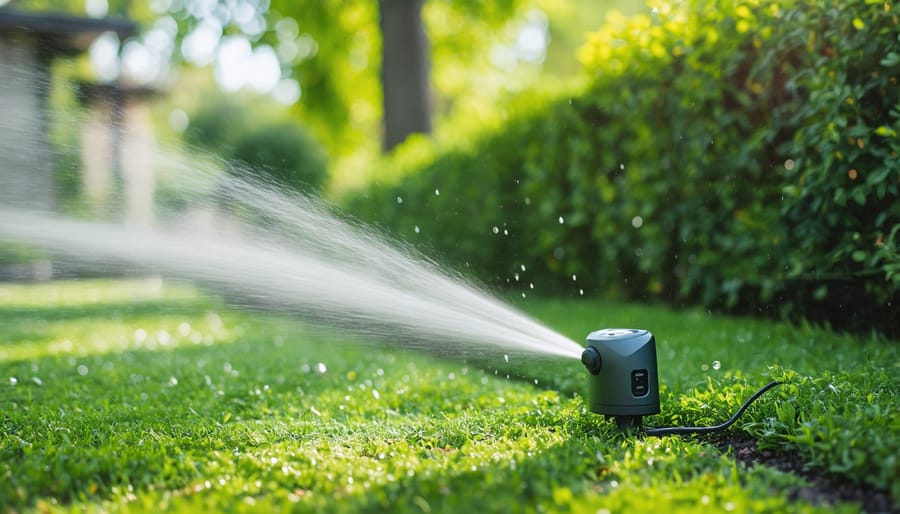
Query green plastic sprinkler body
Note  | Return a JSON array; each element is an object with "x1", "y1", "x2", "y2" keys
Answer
[{"x1": 582, "y1": 328, "x2": 660, "y2": 431}]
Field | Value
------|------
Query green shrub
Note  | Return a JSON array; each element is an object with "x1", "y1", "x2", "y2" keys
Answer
[
  {"x1": 230, "y1": 122, "x2": 328, "y2": 192},
  {"x1": 344, "y1": 0, "x2": 899, "y2": 336},
  {"x1": 183, "y1": 96, "x2": 248, "y2": 156},
  {"x1": 776, "y1": 2, "x2": 900, "y2": 322},
  {"x1": 185, "y1": 95, "x2": 328, "y2": 192}
]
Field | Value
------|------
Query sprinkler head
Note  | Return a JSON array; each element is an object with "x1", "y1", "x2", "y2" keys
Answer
[{"x1": 582, "y1": 328, "x2": 660, "y2": 430}]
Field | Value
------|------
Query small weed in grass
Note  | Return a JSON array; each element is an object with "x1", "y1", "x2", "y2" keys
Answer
[{"x1": 0, "y1": 280, "x2": 896, "y2": 513}]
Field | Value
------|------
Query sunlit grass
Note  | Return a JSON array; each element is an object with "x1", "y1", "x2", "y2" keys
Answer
[
  {"x1": 0, "y1": 278, "x2": 187, "y2": 307},
  {"x1": 0, "y1": 280, "x2": 896, "y2": 513}
]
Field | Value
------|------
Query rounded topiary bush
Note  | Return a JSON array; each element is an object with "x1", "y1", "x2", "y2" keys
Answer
[
  {"x1": 185, "y1": 94, "x2": 328, "y2": 193},
  {"x1": 230, "y1": 122, "x2": 328, "y2": 192}
]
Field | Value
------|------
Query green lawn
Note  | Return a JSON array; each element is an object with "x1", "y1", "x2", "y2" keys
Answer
[{"x1": 1, "y1": 280, "x2": 896, "y2": 513}]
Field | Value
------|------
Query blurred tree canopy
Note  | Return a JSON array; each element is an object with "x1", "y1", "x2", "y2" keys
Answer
[
  {"x1": 7, "y1": 0, "x2": 627, "y2": 158},
  {"x1": 7, "y1": 0, "x2": 535, "y2": 150},
  {"x1": 167, "y1": 0, "x2": 538, "y2": 154}
]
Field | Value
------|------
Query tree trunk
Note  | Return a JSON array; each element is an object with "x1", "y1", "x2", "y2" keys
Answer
[{"x1": 378, "y1": 0, "x2": 432, "y2": 152}]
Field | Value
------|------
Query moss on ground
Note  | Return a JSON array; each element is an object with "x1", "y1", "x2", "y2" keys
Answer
[{"x1": 0, "y1": 280, "x2": 896, "y2": 513}]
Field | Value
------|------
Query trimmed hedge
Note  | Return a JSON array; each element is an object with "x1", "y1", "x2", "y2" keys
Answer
[{"x1": 344, "y1": 0, "x2": 899, "y2": 336}]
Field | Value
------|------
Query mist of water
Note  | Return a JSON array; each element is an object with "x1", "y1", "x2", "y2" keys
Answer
[
  {"x1": 0, "y1": 51, "x2": 584, "y2": 360},
  {"x1": 0, "y1": 169, "x2": 583, "y2": 360}
]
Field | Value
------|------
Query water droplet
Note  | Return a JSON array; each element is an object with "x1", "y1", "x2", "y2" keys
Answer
[
  {"x1": 520, "y1": 264, "x2": 526, "y2": 271},
  {"x1": 315, "y1": 362, "x2": 327, "y2": 375},
  {"x1": 579, "y1": 289, "x2": 584, "y2": 295},
  {"x1": 372, "y1": 389, "x2": 380, "y2": 399},
  {"x1": 480, "y1": 377, "x2": 488, "y2": 385},
  {"x1": 712, "y1": 360, "x2": 721, "y2": 370},
  {"x1": 434, "y1": 189, "x2": 440, "y2": 196},
  {"x1": 134, "y1": 328, "x2": 147, "y2": 343},
  {"x1": 504, "y1": 354, "x2": 509, "y2": 363},
  {"x1": 414, "y1": 225, "x2": 420, "y2": 234},
  {"x1": 169, "y1": 377, "x2": 179, "y2": 386},
  {"x1": 558, "y1": 216, "x2": 565, "y2": 224},
  {"x1": 524, "y1": 197, "x2": 531, "y2": 205},
  {"x1": 177, "y1": 322, "x2": 191, "y2": 336},
  {"x1": 447, "y1": 372, "x2": 455, "y2": 380},
  {"x1": 376, "y1": 368, "x2": 384, "y2": 376},
  {"x1": 521, "y1": 292, "x2": 527, "y2": 298},
  {"x1": 396, "y1": 196, "x2": 403, "y2": 204},
  {"x1": 77, "y1": 365, "x2": 89, "y2": 376},
  {"x1": 31, "y1": 377, "x2": 43, "y2": 386},
  {"x1": 514, "y1": 273, "x2": 520, "y2": 281},
  {"x1": 9, "y1": 377, "x2": 17, "y2": 385},
  {"x1": 619, "y1": 163, "x2": 625, "y2": 170},
  {"x1": 632, "y1": 216, "x2": 644, "y2": 228},
  {"x1": 492, "y1": 226, "x2": 499, "y2": 234},
  {"x1": 701, "y1": 364, "x2": 709, "y2": 371},
  {"x1": 503, "y1": 229, "x2": 508, "y2": 235},
  {"x1": 529, "y1": 283, "x2": 534, "y2": 289},
  {"x1": 572, "y1": 274, "x2": 577, "y2": 281}
]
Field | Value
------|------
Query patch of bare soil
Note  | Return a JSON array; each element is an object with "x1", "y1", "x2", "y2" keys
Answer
[{"x1": 713, "y1": 434, "x2": 894, "y2": 514}]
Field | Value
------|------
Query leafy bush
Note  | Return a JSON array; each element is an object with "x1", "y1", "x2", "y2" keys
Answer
[
  {"x1": 186, "y1": 95, "x2": 328, "y2": 192},
  {"x1": 344, "y1": 0, "x2": 899, "y2": 336},
  {"x1": 230, "y1": 122, "x2": 328, "y2": 192},
  {"x1": 776, "y1": 2, "x2": 900, "y2": 322}
]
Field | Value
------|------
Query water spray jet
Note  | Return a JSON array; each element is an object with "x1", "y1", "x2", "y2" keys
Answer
[{"x1": 581, "y1": 328, "x2": 781, "y2": 435}]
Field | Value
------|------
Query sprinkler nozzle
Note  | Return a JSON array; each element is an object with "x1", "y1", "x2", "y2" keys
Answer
[{"x1": 581, "y1": 347, "x2": 602, "y2": 374}]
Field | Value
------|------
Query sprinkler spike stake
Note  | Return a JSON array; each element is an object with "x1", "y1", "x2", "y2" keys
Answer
[{"x1": 613, "y1": 415, "x2": 643, "y2": 433}]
